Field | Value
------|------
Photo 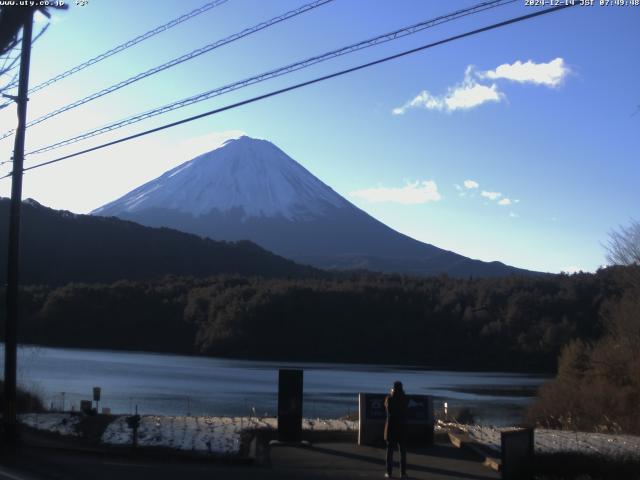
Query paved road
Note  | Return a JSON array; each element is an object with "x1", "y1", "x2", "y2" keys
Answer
[
  {"x1": 1, "y1": 441, "x2": 498, "y2": 480},
  {"x1": 270, "y1": 442, "x2": 499, "y2": 480}
]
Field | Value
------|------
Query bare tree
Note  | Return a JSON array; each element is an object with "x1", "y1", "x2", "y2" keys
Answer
[
  {"x1": 606, "y1": 219, "x2": 640, "y2": 267},
  {"x1": 0, "y1": 6, "x2": 62, "y2": 98}
]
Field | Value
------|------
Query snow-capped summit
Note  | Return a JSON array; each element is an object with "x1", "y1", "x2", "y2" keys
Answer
[
  {"x1": 93, "y1": 135, "x2": 533, "y2": 277},
  {"x1": 93, "y1": 136, "x2": 348, "y2": 220}
]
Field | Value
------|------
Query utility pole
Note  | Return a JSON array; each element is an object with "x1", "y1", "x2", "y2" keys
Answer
[{"x1": 3, "y1": 8, "x2": 34, "y2": 453}]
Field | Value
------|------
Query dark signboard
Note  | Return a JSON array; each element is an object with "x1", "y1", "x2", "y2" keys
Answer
[
  {"x1": 277, "y1": 369, "x2": 303, "y2": 442},
  {"x1": 358, "y1": 393, "x2": 434, "y2": 446},
  {"x1": 502, "y1": 428, "x2": 534, "y2": 480}
]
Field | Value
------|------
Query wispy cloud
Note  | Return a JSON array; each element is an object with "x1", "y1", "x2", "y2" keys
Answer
[
  {"x1": 479, "y1": 58, "x2": 570, "y2": 87},
  {"x1": 460, "y1": 180, "x2": 520, "y2": 215},
  {"x1": 350, "y1": 180, "x2": 441, "y2": 205},
  {"x1": 392, "y1": 68, "x2": 502, "y2": 115},
  {"x1": 392, "y1": 58, "x2": 569, "y2": 116},
  {"x1": 481, "y1": 190, "x2": 502, "y2": 201}
]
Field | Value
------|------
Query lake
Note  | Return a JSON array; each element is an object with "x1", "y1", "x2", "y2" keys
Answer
[{"x1": 4, "y1": 344, "x2": 548, "y2": 425}]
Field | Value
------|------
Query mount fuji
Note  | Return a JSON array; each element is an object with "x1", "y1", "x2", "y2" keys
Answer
[{"x1": 93, "y1": 136, "x2": 532, "y2": 277}]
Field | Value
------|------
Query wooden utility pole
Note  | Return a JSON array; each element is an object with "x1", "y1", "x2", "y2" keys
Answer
[{"x1": 3, "y1": 8, "x2": 34, "y2": 453}]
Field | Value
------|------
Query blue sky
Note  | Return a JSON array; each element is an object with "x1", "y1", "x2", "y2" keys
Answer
[{"x1": 0, "y1": 0, "x2": 638, "y2": 273}]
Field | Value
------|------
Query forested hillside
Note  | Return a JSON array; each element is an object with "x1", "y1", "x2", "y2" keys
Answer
[
  {"x1": 2, "y1": 266, "x2": 634, "y2": 373},
  {"x1": 0, "y1": 198, "x2": 319, "y2": 285}
]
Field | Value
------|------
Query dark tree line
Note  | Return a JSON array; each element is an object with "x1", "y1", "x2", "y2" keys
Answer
[{"x1": 1, "y1": 266, "x2": 635, "y2": 374}]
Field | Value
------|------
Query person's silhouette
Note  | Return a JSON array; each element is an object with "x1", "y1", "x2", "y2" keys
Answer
[{"x1": 384, "y1": 380, "x2": 408, "y2": 478}]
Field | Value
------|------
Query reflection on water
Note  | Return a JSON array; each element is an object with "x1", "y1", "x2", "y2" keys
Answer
[{"x1": 2, "y1": 344, "x2": 548, "y2": 425}]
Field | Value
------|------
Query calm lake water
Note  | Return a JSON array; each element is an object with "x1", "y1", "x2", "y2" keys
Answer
[{"x1": 4, "y1": 345, "x2": 548, "y2": 426}]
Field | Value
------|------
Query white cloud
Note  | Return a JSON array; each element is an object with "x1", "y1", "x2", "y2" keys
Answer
[
  {"x1": 445, "y1": 83, "x2": 501, "y2": 111},
  {"x1": 350, "y1": 180, "x2": 441, "y2": 205},
  {"x1": 454, "y1": 184, "x2": 462, "y2": 191},
  {"x1": 479, "y1": 58, "x2": 570, "y2": 87},
  {"x1": 392, "y1": 58, "x2": 570, "y2": 116},
  {"x1": 498, "y1": 198, "x2": 512, "y2": 206},
  {"x1": 481, "y1": 190, "x2": 502, "y2": 201},
  {"x1": 392, "y1": 68, "x2": 503, "y2": 115},
  {"x1": 463, "y1": 179, "x2": 479, "y2": 189},
  {"x1": 509, "y1": 212, "x2": 519, "y2": 218}
]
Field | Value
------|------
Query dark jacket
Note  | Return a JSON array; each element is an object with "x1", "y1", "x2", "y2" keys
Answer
[{"x1": 384, "y1": 393, "x2": 408, "y2": 443}]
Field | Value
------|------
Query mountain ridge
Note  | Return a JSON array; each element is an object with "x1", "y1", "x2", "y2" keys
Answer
[{"x1": 93, "y1": 135, "x2": 539, "y2": 278}]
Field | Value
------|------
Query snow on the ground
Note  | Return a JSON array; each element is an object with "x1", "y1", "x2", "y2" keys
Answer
[
  {"x1": 446, "y1": 421, "x2": 640, "y2": 459},
  {"x1": 19, "y1": 413, "x2": 80, "y2": 436},
  {"x1": 102, "y1": 415, "x2": 242, "y2": 455},
  {"x1": 301, "y1": 418, "x2": 357, "y2": 432},
  {"x1": 101, "y1": 416, "x2": 357, "y2": 456}
]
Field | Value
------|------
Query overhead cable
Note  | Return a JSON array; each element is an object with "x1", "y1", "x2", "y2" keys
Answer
[
  {"x1": 0, "y1": 2, "x2": 575, "y2": 180},
  {"x1": 0, "y1": 0, "x2": 229, "y2": 111},
  {"x1": 0, "y1": 0, "x2": 333, "y2": 139},
  {"x1": 25, "y1": 0, "x2": 516, "y2": 156}
]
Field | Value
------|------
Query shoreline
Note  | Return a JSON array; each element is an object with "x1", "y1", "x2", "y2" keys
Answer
[
  {"x1": 19, "y1": 412, "x2": 358, "y2": 457},
  {"x1": 19, "y1": 412, "x2": 640, "y2": 462}
]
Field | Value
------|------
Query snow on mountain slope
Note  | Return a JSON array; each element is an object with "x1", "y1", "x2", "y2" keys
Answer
[
  {"x1": 93, "y1": 135, "x2": 535, "y2": 277},
  {"x1": 93, "y1": 136, "x2": 348, "y2": 220}
]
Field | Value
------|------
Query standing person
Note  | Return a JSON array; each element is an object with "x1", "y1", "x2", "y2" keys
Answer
[{"x1": 384, "y1": 380, "x2": 408, "y2": 478}]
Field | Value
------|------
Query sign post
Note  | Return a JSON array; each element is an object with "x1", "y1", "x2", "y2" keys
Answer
[
  {"x1": 93, "y1": 387, "x2": 101, "y2": 412},
  {"x1": 277, "y1": 369, "x2": 303, "y2": 443},
  {"x1": 3, "y1": 9, "x2": 34, "y2": 454}
]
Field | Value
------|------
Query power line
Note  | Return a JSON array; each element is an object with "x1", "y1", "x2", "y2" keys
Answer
[
  {"x1": 0, "y1": 71, "x2": 19, "y2": 93},
  {"x1": 0, "y1": 3, "x2": 575, "y2": 181},
  {"x1": 0, "y1": 53, "x2": 21, "y2": 78},
  {"x1": 0, "y1": 53, "x2": 17, "y2": 73},
  {"x1": 0, "y1": 0, "x2": 333, "y2": 140},
  {"x1": 1, "y1": 24, "x2": 48, "y2": 76},
  {"x1": 0, "y1": 0, "x2": 229, "y2": 111},
  {"x1": 1, "y1": 24, "x2": 48, "y2": 95},
  {"x1": 24, "y1": 0, "x2": 515, "y2": 157}
]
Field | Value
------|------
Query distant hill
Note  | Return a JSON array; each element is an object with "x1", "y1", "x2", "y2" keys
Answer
[
  {"x1": 94, "y1": 135, "x2": 538, "y2": 278},
  {"x1": 0, "y1": 198, "x2": 318, "y2": 285}
]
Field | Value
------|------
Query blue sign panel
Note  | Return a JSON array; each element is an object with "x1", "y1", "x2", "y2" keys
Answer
[{"x1": 363, "y1": 394, "x2": 433, "y2": 422}]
